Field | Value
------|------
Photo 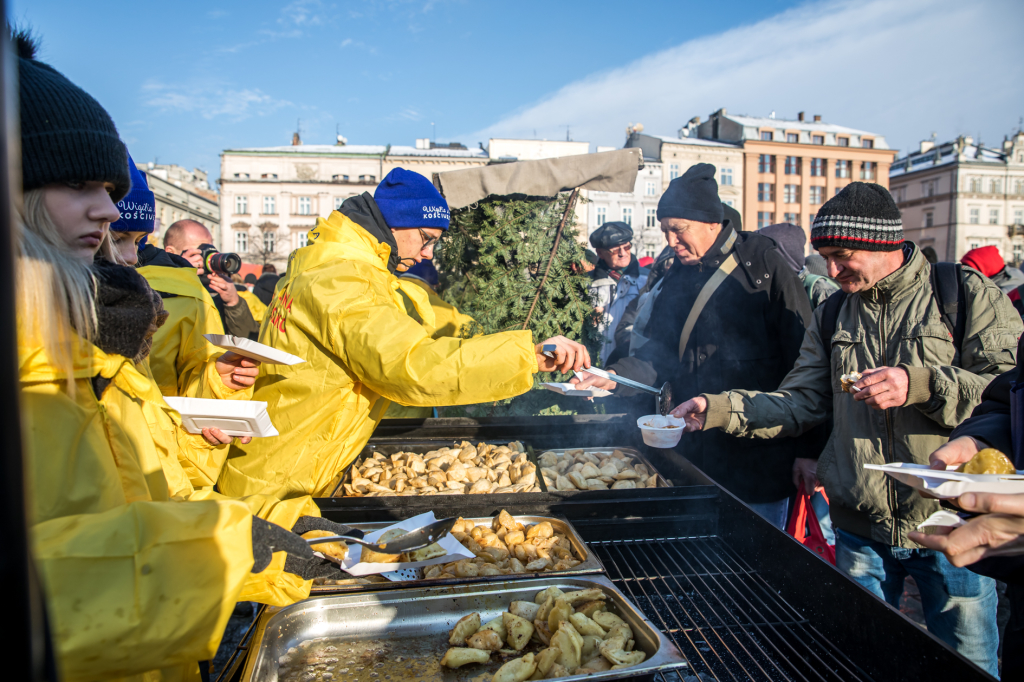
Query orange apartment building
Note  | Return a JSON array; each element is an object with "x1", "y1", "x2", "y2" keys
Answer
[{"x1": 694, "y1": 109, "x2": 897, "y2": 242}]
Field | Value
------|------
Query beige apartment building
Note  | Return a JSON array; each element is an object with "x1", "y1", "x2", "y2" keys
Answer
[
  {"x1": 219, "y1": 136, "x2": 487, "y2": 266},
  {"x1": 889, "y1": 131, "x2": 1024, "y2": 262},
  {"x1": 694, "y1": 109, "x2": 896, "y2": 238},
  {"x1": 140, "y1": 163, "x2": 220, "y2": 244}
]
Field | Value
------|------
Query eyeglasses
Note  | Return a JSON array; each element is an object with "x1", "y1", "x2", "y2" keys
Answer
[
  {"x1": 608, "y1": 243, "x2": 632, "y2": 255},
  {"x1": 418, "y1": 228, "x2": 441, "y2": 252}
]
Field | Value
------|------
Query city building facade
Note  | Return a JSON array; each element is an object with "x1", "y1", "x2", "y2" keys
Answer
[
  {"x1": 889, "y1": 131, "x2": 1024, "y2": 262},
  {"x1": 141, "y1": 163, "x2": 219, "y2": 244}
]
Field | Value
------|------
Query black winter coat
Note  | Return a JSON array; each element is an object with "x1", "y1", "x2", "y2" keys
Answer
[{"x1": 609, "y1": 223, "x2": 822, "y2": 503}]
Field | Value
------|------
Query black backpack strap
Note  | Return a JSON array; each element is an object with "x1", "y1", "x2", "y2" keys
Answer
[
  {"x1": 820, "y1": 289, "x2": 846, "y2": 358},
  {"x1": 930, "y1": 262, "x2": 967, "y2": 352}
]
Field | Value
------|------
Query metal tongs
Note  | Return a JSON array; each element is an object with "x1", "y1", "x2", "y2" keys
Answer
[
  {"x1": 576, "y1": 366, "x2": 673, "y2": 416},
  {"x1": 304, "y1": 516, "x2": 459, "y2": 554}
]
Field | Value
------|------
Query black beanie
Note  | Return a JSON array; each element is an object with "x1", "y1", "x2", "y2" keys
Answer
[
  {"x1": 810, "y1": 182, "x2": 903, "y2": 252},
  {"x1": 657, "y1": 162, "x2": 724, "y2": 224},
  {"x1": 16, "y1": 33, "x2": 130, "y2": 202}
]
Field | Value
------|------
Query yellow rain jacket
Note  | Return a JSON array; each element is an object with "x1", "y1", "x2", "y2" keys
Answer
[
  {"x1": 239, "y1": 290, "x2": 267, "y2": 324},
  {"x1": 220, "y1": 208, "x2": 538, "y2": 499},
  {"x1": 22, "y1": 333, "x2": 318, "y2": 681}
]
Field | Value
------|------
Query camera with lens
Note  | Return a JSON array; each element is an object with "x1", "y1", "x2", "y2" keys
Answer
[{"x1": 197, "y1": 243, "x2": 242, "y2": 276}]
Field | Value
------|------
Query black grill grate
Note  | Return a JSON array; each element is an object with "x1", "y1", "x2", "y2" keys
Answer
[{"x1": 589, "y1": 535, "x2": 873, "y2": 682}]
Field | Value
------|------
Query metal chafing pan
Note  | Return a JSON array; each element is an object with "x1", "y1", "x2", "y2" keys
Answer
[
  {"x1": 539, "y1": 447, "x2": 673, "y2": 489},
  {"x1": 311, "y1": 514, "x2": 604, "y2": 594},
  {"x1": 242, "y1": 575, "x2": 688, "y2": 682}
]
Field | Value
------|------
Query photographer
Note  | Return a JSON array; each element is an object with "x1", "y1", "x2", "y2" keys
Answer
[{"x1": 157, "y1": 219, "x2": 260, "y2": 339}]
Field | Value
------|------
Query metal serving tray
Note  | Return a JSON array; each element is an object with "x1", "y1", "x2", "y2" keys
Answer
[
  {"x1": 311, "y1": 514, "x2": 604, "y2": 594},
  {"x1": 242, "y1": 575, "x2": 687, "y2": 682},
  {"x1": 540, "y1": 447, "x2": 673, "y2": 489}
]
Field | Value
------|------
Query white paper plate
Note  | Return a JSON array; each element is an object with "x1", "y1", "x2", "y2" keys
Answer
[
  {"x1": 541, "y1": 382, "x2": 612, "y2": 398},
  {"x1": 339, "y1": 511, "x2": 474, "y2": 579},
  {"x1": 864, "y1": 462, "x2": 1024, "y2": 499},
  {"x1": 164, "y1": 396, "x2": 279, "y2": 438},
  {"x1": 203, "y1": 334, "x2": 304, "y2": 365}
]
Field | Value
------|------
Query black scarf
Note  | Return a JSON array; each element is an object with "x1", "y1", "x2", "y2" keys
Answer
[
  {"x1": 594, "y1": 254, "x2": 641, "y2": 282},
  {"x1": 338, "y1": 192, "x2": 400, "y2": 273}
]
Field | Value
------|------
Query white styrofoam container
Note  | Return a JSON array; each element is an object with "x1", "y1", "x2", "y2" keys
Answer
[
  {"x1": 637, "y1": 414, "x2": 685, "y2": 448},
  {"x1": 203, "y1": 334, "x2": 304, "y2": 365},
  {"x1": 164, "y1": 396, "x2": 279, "y2": 438},
  {"x1": 863, "y1": 462, "x2": 1024, "y2": 499}
]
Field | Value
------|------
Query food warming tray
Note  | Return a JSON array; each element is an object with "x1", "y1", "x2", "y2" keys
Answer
[
  {"x1": 540, "y1": 447, "x2": 673, "y2": 489},
  {"x1": 242, "y1": 576, "x2": 688, "y2": 682},
  {"x1": 311, "y1": 514, "x2": 604, "y2": 594}
]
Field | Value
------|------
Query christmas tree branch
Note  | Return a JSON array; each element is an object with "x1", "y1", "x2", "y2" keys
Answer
[{"x1": 521, "y1": 188, "x2": 579, "y2": 331}]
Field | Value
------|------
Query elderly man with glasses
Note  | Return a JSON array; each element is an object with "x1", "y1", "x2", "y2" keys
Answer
[{"x1": 589, "y1": 221, "x2": 648, "y2": 364}]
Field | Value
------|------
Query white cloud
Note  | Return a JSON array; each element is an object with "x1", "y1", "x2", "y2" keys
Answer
[
  {"x1": 462, "y1": 0, "x2": 1024, "y2": 155},
  {"x1": 143, "y1": 81, "x2": 293, "y2": 121}
]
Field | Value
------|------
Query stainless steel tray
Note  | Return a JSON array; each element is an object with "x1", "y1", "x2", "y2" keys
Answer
[
  {"x1": 540, "y1": 447, "x2": 673, "y2": 489},
  {"x1": 243, "y1": 575, "x2": 688, "y2": 682},
  {"x1": 311, "y1": 514, "x2": 604, "y2": 594}
]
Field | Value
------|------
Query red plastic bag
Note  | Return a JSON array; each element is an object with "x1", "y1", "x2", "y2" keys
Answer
[{"x1": 786, "y1": 492, "x2": 836, "y2": 565}]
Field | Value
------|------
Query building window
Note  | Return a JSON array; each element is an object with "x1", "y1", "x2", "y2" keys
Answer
[
  {"x1": 837, "y1": 137, "x2": 849, "y2": 147},
  {"x1": 969, "y1": 208, "x2": 980, "y2": 224},
  {"x1": 757, "y1": 212, "x2": 775, "y2": 228},
  {"x1": 924, "y1": 211, "x2": 933, "y2": 228},
  {"x1": 783, "y1": 212, "x2": 800, "y2": 225},
  {"x1": 809, "y1": 186, "x2": 825, "y2": 205},
  {"x1": 669, "y1": 164, "x2": 680, "y2": 180},
  {"x1": 645, "y1": 181, "x2": 657, "y2": 196},
  {"x1": 968, "y1": 240, "x2": 980, "y2": 251},
  {"x1": 809, "y1": 213, "x2": 817, "y2": 225},
  {"x1": 260, "y1": 173, "x2": 278, "y2": 180},
  {"x1": 235, "y1": 195, "x2": 248, "y2": 214},
  {"x1": 861, "y1": 161, "x2": 876, "y2": 181},
  {"x1": 234, "y1": 231, "x2": 248, "y2": 253},
  {"x1": 263, "y1": 230, "x2": 276, "y2": 253},
  {"x1": 358, "y1": 174, "x2": 376, "y2": 183},
  {"x1": 622, "y1": 207, "x2": 633, "y2": 227},
  {"x1": 233, "y1": 172, "x2": 250, "y2": 179},
  {"x1": 812, "y1": 135, "x2": 824, "y2": 145},
  {"x1": 835, "y1": 187, "x2": 843, "y2": 196},
  {"x1": 724, "y1": 200, "x2": 735, "y2": 207},
  {"x1": 922, "y1": 179, "x2": 936, "y2": 197},
  {"x1": 758, "y1": 154, "x2": 775, "y2": 173},
  {"x1": 1015, "y1": 208, "x2": 1024, "y2": 225},
  {"x1": 1014, "y1": 243, "x2": 1024, "y2": 263},
  {"x1": 646, "y1": 208, "x2": 657, "y2": 228},
  {"x1": 893, "y1": 186, "x2": 906, "y2": 202},
  {"x1": 990, "y1": 209, "x2": 1000, "y2": 224},
  {"x1": 596, "y1": 207, "x2": 607, "y2": 225},
  {"x1": 644, "y1": 247, "x2": 656, "y2": 259},
  {"x1": 969, "y1": 177, "x2": 981, "y2": 192},
  {"x1": 334, "y1": 197, "x2": 345, "y2": 210},
  {"x1": 810, "y1": 158, "x2": 825, "y2": 177},
  {"x1": 1016, "y1": 179, "x2": 1024, "y2": 195},
  {"x1": 760, "y1": 130, "x2": 773, "y2": 141},
  {"x1": 784, "y1": 184, "x2": 799, "y2": 203},
  {"x1": 332, "y1": 174, "x2": 349, "y2": 182},
  {"x1": 991, "y1": 179, "x2": 1003, "y2": 194},
  {"x1": 293, "y1": 230, "x2": 308, "y2": 250},
  {"x1": 758, "y1": 183, "x2": 775, "y2": 202},
  {"x1": 262, "y1": 196, "x2": 276, "y2": 214},
  {"x1": 786, "y1": 133, "x2": 798, "y2": 143},
  {"x1": 720, "y1": 167, "x2": 733, "y2": 185},
  {"x1": 862, "y1": 139, "x2": 874, "y2": 149},
  {"x1": 835, "y1": 160, "x2": 850, "y2": 179},
  {"x1": 298, "y1": 197, "x2": 312, "y2": 215},
  {"x1": 784, "y1": 156, "x2": 801, "y2": 175}
]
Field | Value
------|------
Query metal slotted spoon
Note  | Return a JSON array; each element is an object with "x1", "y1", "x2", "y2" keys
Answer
[{"x1": 304, "y1": 516, "x2": 459, "y2": 554}]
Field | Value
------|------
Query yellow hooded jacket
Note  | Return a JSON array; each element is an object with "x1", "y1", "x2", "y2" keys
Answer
[
  {"x1": 220, "y1": 209, "x2": 538, "y2": 498},
  {"x1": 239, "y1": 289, "x2": 267, "y2": 324}
]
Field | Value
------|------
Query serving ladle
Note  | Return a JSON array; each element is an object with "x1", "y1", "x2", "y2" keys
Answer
[{"x1": 304, "y1": 516, "x2": 459, "y2": 554}]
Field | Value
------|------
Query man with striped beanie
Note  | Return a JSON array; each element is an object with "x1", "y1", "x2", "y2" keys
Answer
[{"x1": 671, "y1": 181, "x2": 1021, "y2": 674}]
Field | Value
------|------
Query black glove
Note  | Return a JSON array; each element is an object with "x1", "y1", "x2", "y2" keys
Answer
[
  {"x1": 291, "y1": 515, "x2": 364, "y2": 539},
  {"x1": 251, "y1": 516, "x2": 315, "y2": 573}
]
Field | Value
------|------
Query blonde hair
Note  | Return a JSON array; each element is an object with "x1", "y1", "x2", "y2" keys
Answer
[{"x1": 18, "y1": 189, "x2": 108, "y2": 390}]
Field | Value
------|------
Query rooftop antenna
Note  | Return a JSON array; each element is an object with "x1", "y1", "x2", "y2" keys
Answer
[
  {"x1": 431, "y1": 122, "x2": 435, "y2": 143},
  {"x1": 565, "y1": 125, "x2": 571, "y2": 142}
]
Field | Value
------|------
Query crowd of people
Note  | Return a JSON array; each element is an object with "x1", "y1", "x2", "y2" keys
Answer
[{"x1": 15, "y1": 25, "x2": 1024, "y2": 681}]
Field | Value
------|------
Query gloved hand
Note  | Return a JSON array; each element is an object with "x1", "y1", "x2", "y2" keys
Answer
[
  {"x1": 250, "y1": 516, "x2": 346, "y2": 580},
  {"x1": 291, "y1": 515, "x2": 365, "y2": 539}
]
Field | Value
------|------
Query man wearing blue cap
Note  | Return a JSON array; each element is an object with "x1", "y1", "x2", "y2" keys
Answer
[{"x1": 222, "y1": 168, "x2": 591, "y2": 499}]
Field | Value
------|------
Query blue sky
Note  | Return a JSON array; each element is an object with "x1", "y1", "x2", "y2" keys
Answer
[{"x1": 12, "y1": 0, "x2": 1024, "y2": 183}]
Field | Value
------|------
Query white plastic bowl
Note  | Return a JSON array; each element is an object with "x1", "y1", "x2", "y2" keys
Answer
[{"x1": 637, "y1": 414, "x2": 685, "y2": 448}]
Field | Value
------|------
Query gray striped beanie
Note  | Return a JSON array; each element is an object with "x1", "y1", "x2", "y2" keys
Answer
[{"x1": 810, "y1": 182, "x2": 903, "y2": 252}]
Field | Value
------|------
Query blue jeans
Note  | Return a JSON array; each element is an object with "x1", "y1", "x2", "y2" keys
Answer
[
  {"x1": 747, "y1": 498, "x2": 789, "y2": 530},
  {"x1": 835, "y1": 528, "x2": 998, "y2": 676},
  {"x1": 809, "y1": 491, "x2": 835, "y2": 545}
]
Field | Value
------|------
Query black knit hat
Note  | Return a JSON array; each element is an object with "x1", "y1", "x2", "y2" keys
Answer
[
  {"x1": 657, "y1": 162, "x2": 724, "y2": 224},
  {"x1": 810, "y1": 182, "x2": 903, "y2": 252},
  {"x1": 16, "y1": 32, "x2": 130, "y2": 202},
  {"x1": 590, "y1": 221, "x2": 633, "y2": 250}
]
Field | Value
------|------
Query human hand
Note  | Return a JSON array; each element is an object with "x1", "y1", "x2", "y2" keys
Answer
[
  {"x1": 793, "y1": 457, "x2": 823, "y2": 495},
  {"x1": 571, "y1": 368, "x2": 617, "y2": 391},
  {"x1": 908, "y1": 492, "x2": 1024, "y2": 566},
  {"x1": 536, "y1": 336, "x2": 591, "y2": 374},
  {"x1": 180, "y1": 248, "x2": 204, "y2": 271},
  {"x1": 208, "y1": 272, "x2": 240, "y2": 306},
  {"x1": 929, "y1": 436, "x2": 983, "y2": 471},
  {"x1": 671, "y1": 396, "x2": 708, "y2": 432},
  {"x1": 216, "y1": 351, "x2": 260, "y2": 391},
  {"x1": 852, "y1": 366, "x2": 909, "y2": 410},
  {"x1": 201, "y1": 427, "x2": 252, "y2": 446}
]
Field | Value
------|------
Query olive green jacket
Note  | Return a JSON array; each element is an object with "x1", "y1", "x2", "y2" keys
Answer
[{"x1": 703, "y1": 245, "x2": 1022, "y2": 547}]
